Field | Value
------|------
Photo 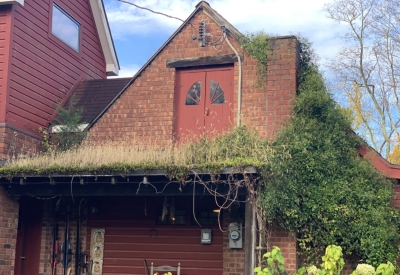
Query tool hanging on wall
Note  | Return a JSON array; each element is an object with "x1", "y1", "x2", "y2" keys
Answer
[
  {"x1": 50, "y1": 224, "x2": 60, "y2": 275},
  {"x1": 75, "y1": 199, "x2": 87, "y2": 275},
  {"x1": 62, "y1": 205, "x2": 73, "y2": 275},
  {"x1": 50, "y1": 199, "x2": 61, "y2": 275}
]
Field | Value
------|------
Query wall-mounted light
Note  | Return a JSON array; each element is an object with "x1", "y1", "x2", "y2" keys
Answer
[
  {"x1": 213, "y1": 209, "x2": 220, "y2": 213},
  {"x1": 143, "y1": 176, "x2": 149, "y2": 184}
]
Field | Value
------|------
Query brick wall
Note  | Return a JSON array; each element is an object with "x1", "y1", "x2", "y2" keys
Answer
[
  {"x1": 270, "y1": 227, "x2": 297, "y2": 273},
  {"x1": 0, "y1": 124, "x2": 42, "y2": 161},
  {"x1": 223, "y1": 210, "x2": 245, "y2": 275},
  {"x1": 0, "y1": 186, "x2": 19, "y2": 275},
  {"x1": 87, "y1": 6, "x2": 299, "y2": 275},
  {"x1": 88, "y1": 9, "x2": 298, "y2": 144},
  {"x1": 265, "y1": 36, "x2": 298, "y2": 139}
]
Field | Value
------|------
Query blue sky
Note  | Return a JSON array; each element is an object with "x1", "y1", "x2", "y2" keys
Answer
[{"x1": 103, "y1": 0, "x2": 346, "y2": 78}]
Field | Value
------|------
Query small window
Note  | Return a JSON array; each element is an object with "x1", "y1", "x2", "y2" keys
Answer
[
  {"x1": 210, "y1": 80, "x2": 225, "y2": 104},
  {"x1": 51, "y1": 3, "x2": 80, "y2": 52},
  {"x1": 185, "y1": 81, "x2": 201, "y2": 105}
]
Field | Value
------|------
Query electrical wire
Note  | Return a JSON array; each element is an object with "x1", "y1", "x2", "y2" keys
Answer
[{"x1": 118, "y1": 0, "x2": 197, "y2": 33}]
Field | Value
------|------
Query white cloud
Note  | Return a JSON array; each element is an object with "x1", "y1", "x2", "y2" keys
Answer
[
  {"x1": 106, "y1": 0, "x2": 346, "y2": 61},
  {"x1": 108, "y1": 64, "x2": 141, "y2": 79}
]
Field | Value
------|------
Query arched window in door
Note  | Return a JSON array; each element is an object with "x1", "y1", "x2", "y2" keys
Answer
[
  {"x1": 185, "y1": 81, "x2": 201, "y2": 105},
  {"x1": 210, "y1": 80, "x2": 225, "y2": 104}
]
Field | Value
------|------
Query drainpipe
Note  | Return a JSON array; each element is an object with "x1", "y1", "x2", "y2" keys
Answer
[{"x1": 223, "y1": 28, "x2": 242, "y2": 127}]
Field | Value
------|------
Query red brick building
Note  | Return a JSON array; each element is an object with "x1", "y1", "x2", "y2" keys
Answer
[
  {"x1": 0, "y1": 1, "x2": 300, "y2": 275},
  {"x1": 2, "y1": 1, "x2": 398, "y2": 275}
]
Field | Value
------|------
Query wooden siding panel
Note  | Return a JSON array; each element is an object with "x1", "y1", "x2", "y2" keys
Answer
[
  {"x1": 0, "y1": 6, "x2": 12, "y2": 123},
  {"x1": 7, "y1": 0, "x2": 106, "y2": 132},
  {"x1": 87, "y1": 197, "x2": 223, "y2": 275}
]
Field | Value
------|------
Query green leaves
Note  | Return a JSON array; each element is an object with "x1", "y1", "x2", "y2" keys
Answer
[
  {"x1": 240, "y1": 31, "x2": 269, "y2": 87},
  {"x1": 256, "y1": 246, "x2": 395, "y2": 275},
  {"x1": 320, "y1": 245, "x2": 344, "y2": 275},
  {"x1": 255, "y1": 247, "x2": 287, "y2": 275},
  {"x1": 258, "y1": 38, "x2": 400, "y2": 265},
  {"x1": 376, "y1": 262, "x2": 395, "y2": 275}
]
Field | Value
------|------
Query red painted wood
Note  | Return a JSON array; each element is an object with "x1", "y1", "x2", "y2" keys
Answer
[
  {"x1": 87, "y1": 197, "x2": 223, "y2": 275},
  {"x1": 0, "y1": 6, "x2": 12, "y2": 123},
  {"x1": 205, "y1": 68, "x2": 234, "y2": 134},
  {"x1": 14, "y1": 197, "x2": 43, "y2": 275},
  {"x1": 175, "y1": 70, "x2": 206, "y2": 142},
  {"x1": 175, "y1": 66, "x2": 234, "y2": 142},
  {"x1": 4, "y1": 0, "x2": 107, "y2": 133}
]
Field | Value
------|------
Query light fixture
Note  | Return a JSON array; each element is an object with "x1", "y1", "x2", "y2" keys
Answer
[
  {"x1": 143, "y1": 176, "x2": 149, "y2": 184},
  {"x1": 213, "y1": 209, "x2": 220, "y2": 213}
]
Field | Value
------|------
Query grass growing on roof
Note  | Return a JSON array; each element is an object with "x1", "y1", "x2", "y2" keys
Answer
[{"x1": 0, "y1": 126, "x2": 271, "y2": 177}]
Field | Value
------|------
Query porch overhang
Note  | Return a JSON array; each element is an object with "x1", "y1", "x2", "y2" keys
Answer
[{"x1": 0, "y1": 167, "x2": 257, "y2": 197}]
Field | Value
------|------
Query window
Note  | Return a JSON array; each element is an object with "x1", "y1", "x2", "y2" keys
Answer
[
  {"x1": 210, "y1": 80, "x2": 225, "y2": 104},
  {"x1": 185, "y1": 81, "x2": 201, "y2": 105},
  {"x1": 51, "y1": 3, "x2": 80, "y2": 52}
]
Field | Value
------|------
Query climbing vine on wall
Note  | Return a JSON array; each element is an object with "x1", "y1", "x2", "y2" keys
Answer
[
  {"x1": 257, "y1": 38, "x2": 400, "y2": 266},
  {"x1": 240, "y1": 31, "x2": 269, "y2": 86}
]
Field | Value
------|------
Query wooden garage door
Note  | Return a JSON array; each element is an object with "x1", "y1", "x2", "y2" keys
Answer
[
  {"x1": 175, "y1": 66, "x2": 234, "y2": 142},
  {"x1": 87, "y1": 197, "x2": 223, "y2": 275}
]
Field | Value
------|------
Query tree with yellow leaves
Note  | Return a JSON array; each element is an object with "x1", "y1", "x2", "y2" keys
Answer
[{"x1": 324, "y1": 0, "x2": 400, "y2": 158}]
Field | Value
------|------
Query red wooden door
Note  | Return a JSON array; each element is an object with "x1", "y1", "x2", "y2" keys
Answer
[
  {"x1": 14, "y1": 198, "x2": 43, "y2": 275},
  {"x1": 175, "y1": 66, "x2": 234, "y2": 142}
]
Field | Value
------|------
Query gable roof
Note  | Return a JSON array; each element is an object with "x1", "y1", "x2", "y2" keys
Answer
[
  {"x1": 64, "y1": 78, "x2": 131, "y2": 124},
  {"x1": 87, "y1": 1, "x2": 242, "y2": 129}
]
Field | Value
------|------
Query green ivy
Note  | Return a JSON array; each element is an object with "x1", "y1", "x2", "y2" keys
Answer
[
  {"x1": 258, "y1": 42, "x2": 400, "y2": 265},
  {"x1": 240, "y1": 31, "x2": 269, "y2": 86}
]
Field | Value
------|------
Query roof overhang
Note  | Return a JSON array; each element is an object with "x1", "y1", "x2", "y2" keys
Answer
[
  {"x1": 0, "y1": 167, "x2": 257, "y2": 197},
  {"x1": 358, "y1": 145, "x2": 400, "y2": 179},
  {"x1": 89, "y1": 0, "x2": 120, "y2": 76},
  {"x1": 0, "y1": 0, "x2": 23, "y2": 5}
]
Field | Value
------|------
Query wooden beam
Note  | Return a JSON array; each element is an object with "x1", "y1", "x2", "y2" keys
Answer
[
  {"x1": 6, "y1": 182, "x2": 247, "y2": 197},
  {"x1": 166, "y1": 54, "x2": 243, "y2": 68},
  {"x1": 244, "y1": 198, "x2": 256, "y2": 275}
]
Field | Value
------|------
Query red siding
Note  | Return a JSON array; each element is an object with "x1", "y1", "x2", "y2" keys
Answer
[
  {"x1": 6, "y1": 0, "x2": 106, "y2": 133},
  {"x1": 0, "y1": 5, "x2": 12, "y2": 123},
  {"x1": 87, "y1": 197, "x2": 223, "y2": 275}
]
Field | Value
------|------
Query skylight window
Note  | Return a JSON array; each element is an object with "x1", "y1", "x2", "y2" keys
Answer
[{"x1": 51, "y1": 3, "x2": 80, "y2": 52}]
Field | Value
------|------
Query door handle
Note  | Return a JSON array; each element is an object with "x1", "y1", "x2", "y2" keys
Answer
[{"x1": 21, "y1": 256, "x2": 25, "y2": 259}]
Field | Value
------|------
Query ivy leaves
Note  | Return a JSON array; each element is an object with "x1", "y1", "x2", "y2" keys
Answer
[{"x1": 259, "y1": 42, "x2": 400, "y2": 266}]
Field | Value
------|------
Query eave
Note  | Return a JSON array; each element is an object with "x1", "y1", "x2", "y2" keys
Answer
[
  {"x1": 358, "y1": 145, "x2": 400, "y2": 179},
  {"x1": 0, "y1": 167, "x2": 257, "y2": 197},
  {"x1": 89, "y1": 0, "x2": 120, "y2": 76},
  {"x1": 0, "y1": 0, "x2": 23, "y2": 5}
]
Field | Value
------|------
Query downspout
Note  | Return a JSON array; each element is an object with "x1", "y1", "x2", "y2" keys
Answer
[{"x1": 223, "y1": 28, "x2": 242, "y2": 127}]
